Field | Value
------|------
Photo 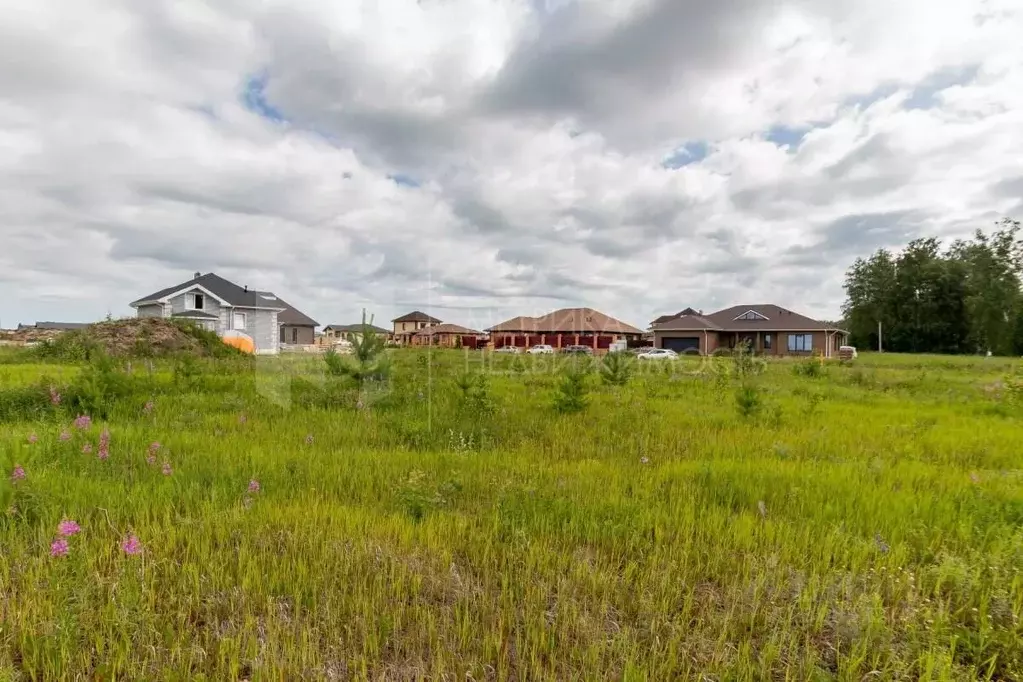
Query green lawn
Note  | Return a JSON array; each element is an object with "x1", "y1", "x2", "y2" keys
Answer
[{"x1": 1, "y1": 350, "x2": 1021, "y2": 680}]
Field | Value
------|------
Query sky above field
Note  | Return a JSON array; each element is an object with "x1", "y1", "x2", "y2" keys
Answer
[{"x1": 2, "y1": 0, "x2": 1022, "y2": 331}]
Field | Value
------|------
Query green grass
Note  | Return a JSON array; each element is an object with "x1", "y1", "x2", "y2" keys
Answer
[{"x1": 1, "y1": 350, "x2": 1022, "y2": 680}]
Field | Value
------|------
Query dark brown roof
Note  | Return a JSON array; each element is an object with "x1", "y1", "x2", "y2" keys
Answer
[
  {"x1": 323, "y1": 323, "x2": 390, "y2": 334},
  {"x1": 414, "y1": 323, "x2": 482, "y2": 336},
  {"x1": 652, "y1": 314, "x2": 723, "y2": 331},
  {"x1": 392, "y1": 311, "x2": 442, "y2": 323},
  {"x1": 487, "y1": 307, "x2": 644, "y2": 335},
  {"x1": 651, "y1": 307, "x2": 700, "y2": 325},
  {"x1": 653, "y1": 304, "x2": 842, "y2": 332}
]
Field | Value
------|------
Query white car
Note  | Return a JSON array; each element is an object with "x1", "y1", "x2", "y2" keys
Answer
[
  {"x1": 527, "y1": 344, "x2": 555, "y2": 355},
  {"x1": 494, "y1": 345, "x2": 520, "y2": 354},
  {"x1": 636, "y1": 348, "x2": 679, "y2": 360}
]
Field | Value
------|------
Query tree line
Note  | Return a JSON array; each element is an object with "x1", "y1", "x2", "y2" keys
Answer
[{"x1": 842, "y1": 218, "x2": 1023, "y2": 355}]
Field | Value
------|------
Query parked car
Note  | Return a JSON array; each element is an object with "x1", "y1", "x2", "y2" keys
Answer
[
  {"x1": 527, "y1": 344, "x2": 555, "y2": 355},
  {"x1": 636, "y1": 348, "x2": 678, "y2": 360},
  {"x1": 561, "y1": 344, "x2": 593, "y2": 355},
  {"x1": 494, "y1": 345, "x2": 520, "y2": 354}
]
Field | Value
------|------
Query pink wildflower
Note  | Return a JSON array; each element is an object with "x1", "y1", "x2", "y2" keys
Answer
[
  {"x1": 121, "y1": 535, "x2": 142, "y2": 556},
  {"x1": 11, "y1": 465, "x2": 26, "y2": 483},
  {"x1": 148, "y1": 442, "x2": 160, "y2": 454},
  {"x1": 27, "y1": 433, "x2": 38, "y2": 444},
  {"x1": 49, "y1": 386, "x2": 61, "y2": 406},
  {"x1": 143, "y1": 400, "x2": 154, "y2": 415},
  {"x1": 97, "y1": 444, "x2": 109, "y2": 461},
  {"x1": 57, "y1": 519, "x2": 81, "y2": 537},
  {"x1": 248, "y1": 479, "x2": 260, "y2": 494},
  {"x1": 59, "y1": 430, "x2": 71, "y2": 442},
  {"x1": 73, "y1": 414, "x2": 92, "y2": 430},
  {"x1": 82, "y1": 443, "x2": 93, "y2": 454},
  {"x1": 50, "y1": 538, "x2": 69, "y2": 558},
  {"x1": 305, "y1": 433, "x2": 314, "y2": 445},
  {"x1": 99, "y1": 429, "x2": 110, "y2": 445},
  {"x1": 161, "y1": 461, "x2": 172, "y2": 476}
]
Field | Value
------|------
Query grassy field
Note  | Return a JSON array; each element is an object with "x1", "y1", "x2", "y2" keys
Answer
[{"x1": 1, "y1": 348, "x2": 1022, "y2": 680}]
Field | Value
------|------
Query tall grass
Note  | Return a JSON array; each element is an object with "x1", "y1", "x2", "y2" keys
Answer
[{"x1": 1, "y1": 349, "x2": 1021, "y2": 679}]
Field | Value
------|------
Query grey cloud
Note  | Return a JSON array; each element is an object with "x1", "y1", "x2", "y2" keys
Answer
[{"x1": 781, "y1": 211, "x2": 922, "y2": 266}]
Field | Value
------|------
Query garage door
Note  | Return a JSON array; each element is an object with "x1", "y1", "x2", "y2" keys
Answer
[{"x1": 663, "y1": 337, "x2": 700, "y2": 352}]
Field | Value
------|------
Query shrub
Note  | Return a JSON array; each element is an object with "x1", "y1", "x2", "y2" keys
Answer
[
  {"x1": 600, "y1": 351, "x2": 633, "y2": 387},
  {"x1": 553, "y1": 361, "x2": 590, "y2": 414},
  {"x1": 734, "y1": 384, "x2": 762, "y2": 419},
  {"x1": 793, "y1": 358, "x2": 825, "y2": 378},
  {"x1": 323, "y1": 311, "x2": 391, "y2": 405}
]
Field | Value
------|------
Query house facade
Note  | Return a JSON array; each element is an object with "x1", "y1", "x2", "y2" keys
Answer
[
  {"x1": 130, "y1": 272, "x2": 318, "y2": 355},
  {"x1": 487, "y1": 307, "x2": 644, "y2": 353},
  {"x1": 392, "y1": 311, "x2": 441, "y2": 344},
  {"x1": 411, "y1": 323, "x2": 485, "y2": 349},
  {"x1": 651, "y1": 304, "x2": 848, "y2": 357}
]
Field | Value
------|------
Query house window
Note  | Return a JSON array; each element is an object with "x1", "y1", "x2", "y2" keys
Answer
[
  {"x1": 764, "y1": 334, "x2": 772, "y2": 350},
  {"x1": 787, "y1": 334, "x2": 813, "y2": 352},
  {"x1": 189, "y1": 293, "x2": 204, "y2": 310},
  {"x1": 233, "y1": 312, "x2": 246, "y2": 330}
]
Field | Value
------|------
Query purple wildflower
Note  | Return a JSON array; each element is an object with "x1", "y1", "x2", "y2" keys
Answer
[
  {"x1": 73, "y1": 414, "x2": 92, "y2": 430},
  {"x1": 97, "y1": 444, "x2": 109, "y2": 461},
  {"x1": 248, "y1": 479, "x2": 260, "y2": 494},
  {"x1": 161, "y1": 461, "x2": 172, "y2": 476},
  {"x1": 49, "y1": 386, "x2": 61, "y2": 406},
  {"x1": 121, "y1": 535, "x2": 143, "y2": 556},
  {"x1": 27, "y1": 433, "x2": 38, "y2": 444},
  {"x1": 82, "y1": 443, "x2": 93, "y2": 455},
  {"x1": 59, "y1": 430, "x2": 71, "y2": 442},
  {"x1": 11, "y1": 465, "x2": 26, "y2": 483},
  {"x1": 57, "y1": 519, "x2": 81, "y2": 537},
  {"x1": 50, "y1": 538, "x2": 69, "y2": 558}
]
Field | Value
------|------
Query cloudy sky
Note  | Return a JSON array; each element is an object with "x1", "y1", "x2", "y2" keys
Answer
[{"x1": 2, "y1": 0, "x2": 1021, "y2": 331}]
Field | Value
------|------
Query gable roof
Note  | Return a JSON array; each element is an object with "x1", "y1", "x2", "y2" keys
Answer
[
  {"x1": 651, "y1": 307, "x2": 700, "y2": 325},
  {"x1": 323, "y1": 323, "x2": 391, "y2": 335},
  {"x1": 651, "y1": 314, "x2": 723, "y2": 331},
  {"x1": 393, "y1": 311, "x2": 442, "y2": 323},
  {"x1": 131, "y1": 272, "x2": 318, "y2": 326},
  {"x1": 651, "y1": 304, "x2": 841, "y2": 332},
  {"x1": 413, "y1": 323, "x2": 482, "y2": 337},
  {"x1": 487, "y1": 307, "x2": 644, "y2": 335}
]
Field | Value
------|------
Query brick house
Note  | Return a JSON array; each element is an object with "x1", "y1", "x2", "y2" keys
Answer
[
  {"x1": 392, "y1": 311, "x2": 442, "y2": 345},
  {"x1": 651, "y1": 304, "x2": 849, "y2": 357},
  {"x1": 487, "y1": 307, "x2": 644, "y2": 353}
]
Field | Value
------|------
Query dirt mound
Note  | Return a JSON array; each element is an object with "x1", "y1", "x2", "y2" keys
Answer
[{"x1": 27, "y1": 318, "x2": 242, "y2": 358}]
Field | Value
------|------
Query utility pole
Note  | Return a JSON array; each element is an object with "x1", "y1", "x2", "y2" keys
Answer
[{"x1": 878, "y1": 320, "x2": 883, "y2": 353}]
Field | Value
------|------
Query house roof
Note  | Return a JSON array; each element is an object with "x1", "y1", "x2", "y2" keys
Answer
[
  {"x1": 171, "y1": 311, "x2": 219, "y2": 320},
  {"x1": 413, "y1": 323, "x2": 482, "y2": 337},
  {"x1": 323, "y1": 323, "x2": 391, "y2": 334},
  {"x1": 652, "y1": 304, "x2": 844, "y2": 332},
  {"x1": 131, "y1": 272, "x2": 318, "y2": 326},
  {"x1": 651, "y1": 307, "x2": 700, "y2": 325},
  {"x1": 651, "y1": 314, "x2": 723, "y2": 331},
  {"x1": 392, "y1": 311, "x2": 442, "y2": 323},
  {"x1": 487, "y1": 307, "x2": 644, "y2": 335}
]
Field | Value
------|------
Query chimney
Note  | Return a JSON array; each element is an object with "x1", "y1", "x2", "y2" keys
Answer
[
  {"x1": 244, "y1": 285, "x2": 248, "y2": 292},
  {"x1": 194, "y1": 271, "x2": 201, "y2": 279}
]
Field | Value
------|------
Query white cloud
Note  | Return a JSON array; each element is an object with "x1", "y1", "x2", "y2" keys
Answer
[{"x1": 0, "y1": 0, "x2": 1021, "y2": 330}]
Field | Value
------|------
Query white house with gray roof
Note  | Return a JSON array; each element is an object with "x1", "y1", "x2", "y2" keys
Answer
[{"x1": 130, "y1": 272, "x2": 318, "y2": 354}]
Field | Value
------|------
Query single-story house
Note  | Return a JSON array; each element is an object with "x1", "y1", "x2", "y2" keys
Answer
[
  {"x1": 651, "y1": 304, "x2": 849, "y2": 357},
  {"x1": 392, "y1": 311, "x2": 442, "y2": 345},
  {"x1": 321, "y1": 323, "x2": 392, "y2": 344},
  {"x1": 129, "y1": 272, "x2": 318, "y2": 355},
  {"x1": 411, "y1": 323, "x2": 485, "y2": 348},
  {"x1": 487, "y1": 307, "x2": 644, "y2": 352}
]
